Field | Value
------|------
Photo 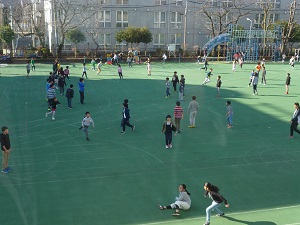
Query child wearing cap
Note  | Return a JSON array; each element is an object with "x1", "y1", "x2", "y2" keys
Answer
[
  {"x1": 161, "y1": 115, "x2": 177, "y2": 149},
  {"x1": 0, "y1": 126, "x2": 12, "y2": 173}
]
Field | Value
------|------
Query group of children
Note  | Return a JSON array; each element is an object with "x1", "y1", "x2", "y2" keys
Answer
[
  {"x1": 159, "y1": 182, "x2": 229, "y2": 225},
  {"x1": 165, "y1": 72, "x2": 185, "y2": 101}
]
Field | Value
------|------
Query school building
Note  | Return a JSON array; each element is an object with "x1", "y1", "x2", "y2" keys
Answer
[{"x1": 1, "y1": 0, "x2": 299, "y2": 55}]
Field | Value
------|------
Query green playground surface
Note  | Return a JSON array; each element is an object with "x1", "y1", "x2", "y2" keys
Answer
[{"x1": 0, "y1": 60, "x2": 300, "y2": 225}]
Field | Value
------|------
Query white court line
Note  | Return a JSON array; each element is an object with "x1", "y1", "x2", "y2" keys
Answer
[{"x1": 140, "y1": 205, "x2": 300, "y2": 225}]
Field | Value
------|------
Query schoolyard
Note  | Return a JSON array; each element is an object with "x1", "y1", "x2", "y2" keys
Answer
[{"x1": 0, "y1": 60, "x2": 299, "y2": 225}]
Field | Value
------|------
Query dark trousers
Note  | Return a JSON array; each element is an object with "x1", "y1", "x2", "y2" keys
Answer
[
  {"x1": 253, "y1": 84, "x2": 257, "y2": 94},
  {"x1": 290, "y1": 122, "x2": 300, "y2": 136},
  {"x1": 48, "y1": 98, "x2": 54, "y2": 108},
  {"x1": 119, "y1": 72, "x2": 123, "y2": 79},
  {"x1": 67, "y1": 98, "x2": 72, "y2": 107},
  {"x1": 165, "y1": 132, "x2": 172, "y2": 145},
  {"x1": 172, "y1": 83, "x2": 177, "y2": 92},
  {"x1": 122, "y1": 119, "x2": 133, "y2": 131},
  {"x1": 82, "y1": 71, "x2": 87, "y2": 78},
  {"x1": 59, "y1": 86, "x2": 64, "y2": 95},
  {"x1": 79, "y1": 91, "x2": 84, "y2": 104}
]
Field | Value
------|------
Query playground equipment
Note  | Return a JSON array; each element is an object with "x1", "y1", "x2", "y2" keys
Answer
[{"x1": 202, "y1": 25, "x2": 282, "y2": 62}]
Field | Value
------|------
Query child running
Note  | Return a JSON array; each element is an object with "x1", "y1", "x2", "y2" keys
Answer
[
  {"x1": 252, "y1": 72, "x2": 259, "y2": 95},
  {"x1": 285, "y1": 73, "x2": 291, "y2": 94},
  {"x1": 261, "y1": 66, "x2": 266, "y2": 85},
  {"x1": 82, "y1": 63, "x2": 87, "y2": 78},
  {"x1": 232, "y1": 60, "x2": 236, "y2": 72},
  {"x1": 46, "y1": 97, "x2": 61, "y2": 120},
  {"x1": 161, "y1": 115, "x2": 176, "y2": 148},
  {"x1": 97, "y1": 61, "x2": 102, "y2": 75},
  {"x1": 202, "y1": 68, "x2": 213, "y2": 85},
  {"x1": 121, "y1": 103, "x2": 135, "y2": 134},
  {"x1": 30, "y1": 57, "x2": 35, "y2": 71},
  {"x1": 216, "y1": 76, "x2": 222, "y2": 98},
  {"x1": 26, "y1": 61, "x2": 30, "y2": 78},
  {"x1": 248, "y1": 70, "x2": 254, "y2": 87},
  {"x1": 118, "y1": 64, "x2": 123, "y2": 79},
  {"x1": 91, "y1": 58, "x2": 96, "y2": 71},
  {"x1": 203, "y1": 182, "x2": 230, "y2": 225},
  {"x1": 147, "y1": 62, "x2": 152, "y2": 76},
  {"x1": 201, "y1": 59, "x2": 209, "y2": 71},
  {"x1": 255, "y1": 61, "x2": 261, "y2": 76},
  {"x1": 174, "y1": 101, "x2": 183, "y2": 133},
  {"x1": 79, "y1": 112, "x2": 95, "y2": 141},
  {"x1": 165, "y1": 77, "x2": 170, "y2": 98},
  {"x1": 159, "y1": 184, "x2": 191, "y2": 216},
  {"x1": 226, "y1": 101, "x2": 233, "y2": 128}
]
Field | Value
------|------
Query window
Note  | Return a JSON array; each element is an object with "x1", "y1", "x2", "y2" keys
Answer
[
  {"x1": 154, "y1": 12, "x2": 166, "y2": 28},
  {"x1": 256, "y1": 0, "x2": 280, "y2": 9},
  {"x1": 222, "y1": 0, "x2": 233, "y2": 7},
  {"x1": 153, "y1": 34, "x2": 165, "y2": 46},
  {"x1": 155, "y1": 0, "x2": 167, "y2": 5},
  {"x1": 64, "y1": 38, "x2": 72, "y2": 50},
  {"x1": 254, "y1": 13, "x2": 279, "y2": 28},
  {"x1": 116, "y1": 11, "x2": 128, "y2": 27},
  {"x1": 170, "y1": 34, "x2": 182, "y2": 45},
  {"x1": 98, "y1": 34, "x2": 111, "y2": 45},
  {"x1": 210, "y1": 0, "x2": 218, "y2": 6},
  {"x1": 97, "y1": 11, "x2": 111, "y2": 27},
  {"x1": 116, "y1": 0, "x2": 128, "y2": 4},
  {"x1": 171, "y1": 12, "x2": 182, "y2": 29},
  {"x1": 99, "y1": 0, "x2": 110, "y2": 4},
  {"x1": 170, "y1": 0, "x2": 183, "y2": 6}
]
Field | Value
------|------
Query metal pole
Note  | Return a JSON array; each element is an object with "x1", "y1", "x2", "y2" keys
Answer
[
  {"x1": 247, "y1": 18, "x2": 252, "y2": 61},
  {"x1": 183, "y1": 0, "x2": 187, "y2": 56},
  {"x1": 10, "y1": 4, "x2": 15, "y2": 56}
]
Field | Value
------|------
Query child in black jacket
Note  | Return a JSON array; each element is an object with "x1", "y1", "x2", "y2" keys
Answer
[
  {"x1": 203, "y1": 182, "x2": 230, "y2": 225},
  {"x1": 58, "y1": 74, "x2": 67, "y2": 95},
  {"x1": 66, "y1": 84, "x2": 74, "y2": 108},
  {"x1": 161, "y1": 115, "x2": 176, "y2": 149}
]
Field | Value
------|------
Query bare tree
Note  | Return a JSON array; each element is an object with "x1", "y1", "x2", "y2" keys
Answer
[
  {"x1": 85, "y1": 17, "x2": 101, "y2": 56},
  {"x1": 197, "y1": 0, "x2": 255, "y2": 38},
  {"x1": 277, "y1": 0, "x2": 298, "y2": 54},
  {"x1": 53, "y1": 0, "x2": 98, "y2": 57},
  {"x1": 257, "y1": 0, "x2": 276, "y2": 54},
  {"x1": 10, "y1": 0, "x2": 45, "y2": 46}
]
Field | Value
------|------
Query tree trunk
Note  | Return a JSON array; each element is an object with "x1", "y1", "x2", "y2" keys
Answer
[{"x1": 57, "y1": 34, "x2": 65, "y2": 58}]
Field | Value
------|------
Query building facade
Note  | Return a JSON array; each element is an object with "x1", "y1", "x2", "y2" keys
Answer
[{"x1": 4, "y1": 0, "x2": 300, "y2": 54}]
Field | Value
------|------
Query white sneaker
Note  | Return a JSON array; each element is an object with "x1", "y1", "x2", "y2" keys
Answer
[
  {"x1": 169, "y1": 144, "x2": 173, "y2": 148},
  {"x1": 165, "y1": 145, "x2": 169, "y2": 149},
  {"x1": 52, "y1": 117, "x2": 55, "y2": 120},
  {"x1": 45, "y1": 113, "x2": 48, "y2": 117}
]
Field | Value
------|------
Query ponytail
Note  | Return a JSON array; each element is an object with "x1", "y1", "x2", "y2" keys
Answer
[
  {"x1": 180, "y1": 184, "x2": 191, "y2": 195},
  {"x1": 186, "y1": 189, "x2": 191, "y2": 196}
]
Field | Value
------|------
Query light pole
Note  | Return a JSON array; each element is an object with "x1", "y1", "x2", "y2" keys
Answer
[
  {"x1": 183, "y1": 0, "x2": 188, "y2": 56},
  {"x1": 246, "y1": 18, "x2": 252, "y2": 46}
]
